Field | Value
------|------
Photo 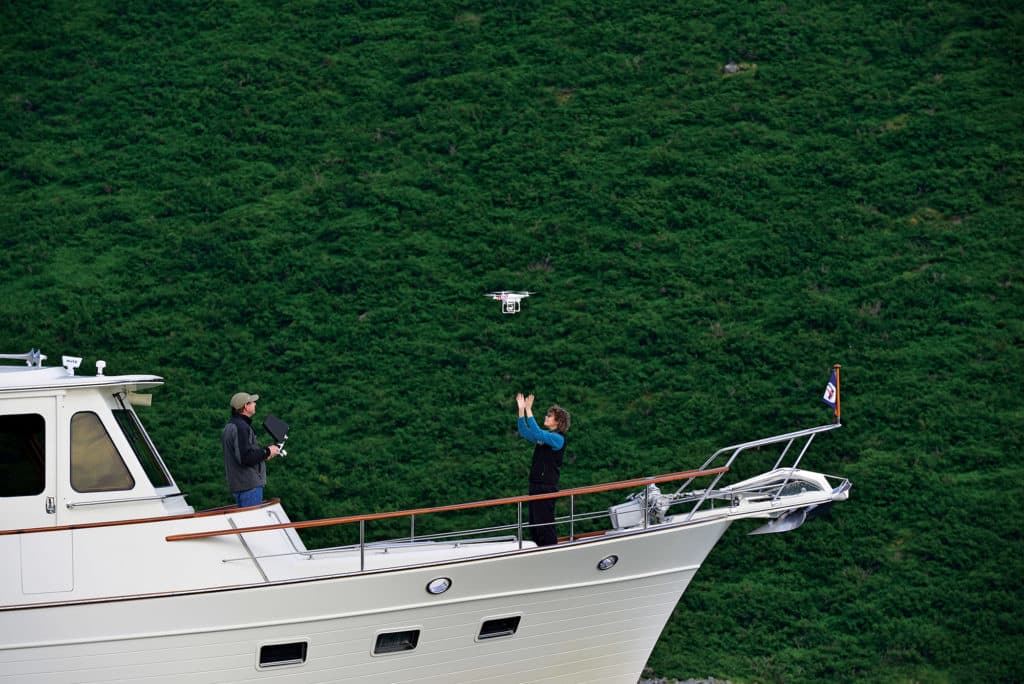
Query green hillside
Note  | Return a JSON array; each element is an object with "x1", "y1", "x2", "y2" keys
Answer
[{"x1": 2, "y1": 1, "x2": 1022, "y2": 681}]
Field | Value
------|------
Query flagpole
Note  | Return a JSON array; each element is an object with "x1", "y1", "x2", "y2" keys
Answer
[{"x1": 833, "y1": 363, "x2": 842, "y2": 424}]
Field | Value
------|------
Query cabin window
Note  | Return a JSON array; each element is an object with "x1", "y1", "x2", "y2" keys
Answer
[
  {"x1": 259, "y1": 641, "x2": 307, "y2": 667},
  {"x1": 374, "y1": 630, "x2": 419, "y2": 654},
  {"x1": 112, "y1": 409, "x2": 171, "y2": 488},
  {"x1": 70, "y1": 412, "x2": 135, "y2": 492},
  {"x1": 478, "y1": 616, "x2": 521, "y2": 640},
  {"x1": 0, "y1": 414, "x2": 45, "y2": 497}
]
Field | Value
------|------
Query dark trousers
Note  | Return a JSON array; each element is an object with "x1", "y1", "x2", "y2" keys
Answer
[{"x1": 528, "y1": 484, "x2": 558, "y2": 546}]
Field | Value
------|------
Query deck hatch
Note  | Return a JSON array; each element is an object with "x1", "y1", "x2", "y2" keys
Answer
[
  {"x1": 258, "y1": 641, "x2": 307, "y2": 667},
  {"x1": 374, "y1": 629, "x2": 419, "y2": 654},
  {"x1": 478, "y1": 615, "x2": 521, "y2": 640}
]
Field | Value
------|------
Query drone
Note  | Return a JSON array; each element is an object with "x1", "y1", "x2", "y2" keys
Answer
[{"x1": 484, "y1": 291, "x2": 535, "y2": 314}]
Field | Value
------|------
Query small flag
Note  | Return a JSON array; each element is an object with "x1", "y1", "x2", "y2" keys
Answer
[{"x1": 822, "y1": 370, "x2": 837, "y2": 409}]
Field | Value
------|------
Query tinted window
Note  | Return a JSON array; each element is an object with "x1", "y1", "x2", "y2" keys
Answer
[
  {"x1": 0, "y1": 413, "x2": 45, "y2": 497},
  {"x1": 71, "y1": 412, "x2": 135, "y2": 492},
  {"x1": 113, "y1": 409, "x2": 171, "y2": 488}
]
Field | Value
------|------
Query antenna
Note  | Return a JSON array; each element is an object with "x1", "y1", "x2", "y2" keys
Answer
[
  {"x1": 62, "y1": 356, "x2": 83, "y2": 376},
  {"x1": 0, "y1": 350, "x2": 48, "y2": 367}
]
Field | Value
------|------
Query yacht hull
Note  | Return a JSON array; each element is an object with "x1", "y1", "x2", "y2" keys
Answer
[
  {"x1": 0, "y1": 519, "x2": 731, "y2": 683},
  {"x1": 0, "y1": 354, "x2": 850, "y2": 683}
]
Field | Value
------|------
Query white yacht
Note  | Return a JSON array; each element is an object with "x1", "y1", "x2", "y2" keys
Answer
[{"x1": 0, "y1": 350, "x2": 851, "y2": 683}]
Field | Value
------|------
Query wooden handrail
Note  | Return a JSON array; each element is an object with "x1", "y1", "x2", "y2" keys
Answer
[
  {"x1": 0, "y1": 499, "x2": 281, "y2": 537},
  {"x1": 165, "y1": 466, "x2": 728, "y2": 542}
]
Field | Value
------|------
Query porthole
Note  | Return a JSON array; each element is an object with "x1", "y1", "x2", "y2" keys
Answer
[
  {"x1": 258, "y1": 641, "x2": 307, "y2": 668},
  {"x1": 597, "y1": 555, "x2": 618, "y2": 571},
  {"x1": 478, "y1": 616, "x2": 521, "y2": 640},
  {"x1": 374, "y1": 629, "x2": 420, "y2": 654},
  {"x1": 426, "y1": 577, "x2": 452, "y2": 595}
]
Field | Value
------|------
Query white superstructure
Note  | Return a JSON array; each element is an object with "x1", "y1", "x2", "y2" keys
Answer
[{"x1": 0, "y1": 351, "x2": 851, "y2": 683}]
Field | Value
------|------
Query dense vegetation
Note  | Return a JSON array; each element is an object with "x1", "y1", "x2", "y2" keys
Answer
[{"x1": 2, "y1": 1, "x2": 1021, "y2": 681}]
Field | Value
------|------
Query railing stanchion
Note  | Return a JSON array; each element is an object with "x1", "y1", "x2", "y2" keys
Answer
[
  {"x1": 359, "y1": 520, "x2": 365, "y2": 571},
  {"x1": 517, "y1": 502, "x2": 523, "y2": 549},
  {"x1": 570, "y1": 495, "x2": 575, "y2": 541},
  {"x1": 642, "y1": 486, "x2": 648, "y2": 529},
  {"x1": 410, "y1": 514, "x2": 415, "y2": 542}
]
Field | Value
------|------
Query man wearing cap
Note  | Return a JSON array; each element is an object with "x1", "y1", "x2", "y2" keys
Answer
[{"x1": 222, "y1": 392, "x2": 280, "y2": 507}]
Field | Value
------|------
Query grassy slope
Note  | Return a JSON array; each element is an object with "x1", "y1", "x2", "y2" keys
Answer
[{"x1": 2, "y1": 1, "x2": 1022, "y2": 681}]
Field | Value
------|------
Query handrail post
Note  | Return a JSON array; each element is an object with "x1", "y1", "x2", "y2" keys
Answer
[
  {"x1": 569, "y1": 494, "x2": 575, "y2": 542},
  {"x1": 359, "y1": 520, "x2": 365, "y2": 571},
  {"x1": 410, "y1": 514, "x2": 415, "y2": 542},
  {"x1": 685, "y1": 464, "x2": 732, "y2": 522},
  {"x1": 791, "y1": 434, "x2": 815, "y2": 471},
  {"x1": 517, "y1": 502, "x2": 523, "y2": 549},
  {"x1": 772, "y1": 434, "x2": 816, "y2": 502},
  {"x1": 642, "y1": 486, "x2": 649, "y2": 529},
  {"x1": 771, "y1": 438, "x2": 795, "y2": 470}
]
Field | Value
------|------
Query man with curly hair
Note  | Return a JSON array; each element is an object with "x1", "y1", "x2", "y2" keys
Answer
[{"x1": 516, "y1": 392, "x2": 571, "y2": 546}]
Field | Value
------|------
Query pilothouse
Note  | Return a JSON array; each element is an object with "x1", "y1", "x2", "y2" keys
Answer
[{"x1": 1, "y1": 350, "x2": 191, "y2": 532}]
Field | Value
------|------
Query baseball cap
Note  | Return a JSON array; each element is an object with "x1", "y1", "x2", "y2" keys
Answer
[{"x1": 230, "y1": 392, "x2": 260, "y2": 410}]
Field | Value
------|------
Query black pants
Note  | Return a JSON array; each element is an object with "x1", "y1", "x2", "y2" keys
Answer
[{"x1": 528, "y1": 484, "x2": 558, "y2": 546}]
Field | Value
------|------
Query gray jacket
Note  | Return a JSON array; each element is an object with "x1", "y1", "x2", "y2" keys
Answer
[{"x1": 222, "y1": 414, "x2": 268, "y2": 493}]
